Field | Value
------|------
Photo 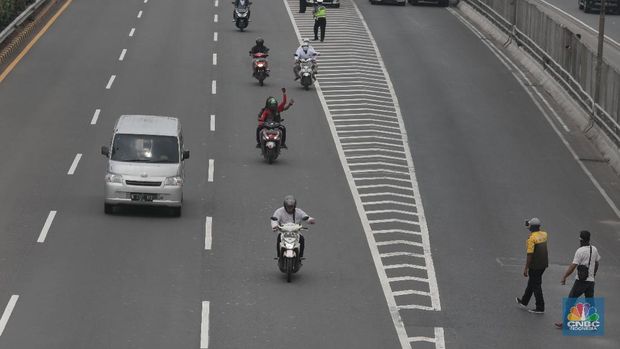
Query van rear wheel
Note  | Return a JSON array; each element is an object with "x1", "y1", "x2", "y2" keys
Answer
[
  {"x1": 104, "y1": 204, "x2": 114, "y2": 214},
  {"x1": 171, "y1": 207, "x2": 182, "y2": 217}
]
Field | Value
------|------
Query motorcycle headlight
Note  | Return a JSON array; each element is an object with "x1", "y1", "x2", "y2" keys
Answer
[
  {"x1": 164, "y1": 176, "x2": 184, "y2": 186},
  {"x1": 105, "y1": 173, "x2": 123, "y2": 183}
]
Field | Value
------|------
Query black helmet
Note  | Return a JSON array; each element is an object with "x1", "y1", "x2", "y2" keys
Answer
[
  {"x1": 283, "y1": 195, "x2": 296, "y2": 214},
  {"x1": 256, "y1": 37, "x2": 264, "y2": 46},
  {"x1": 267, "y1": 97, "x2": 278, "y2": 110}
]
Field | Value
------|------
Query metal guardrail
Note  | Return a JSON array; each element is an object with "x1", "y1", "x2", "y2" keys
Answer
[
  {"x1": 464, "y1": 0, "x2": 620, "y2": 148},
  {"x1": 0, "y1": 0, "x2": 48, "y2": 45}
]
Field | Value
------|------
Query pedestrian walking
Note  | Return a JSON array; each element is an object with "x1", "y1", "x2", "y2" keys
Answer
[
  {"x1": 516, "y1": 217, "x2": 548, "y2": 314},
  {"x1": 299, "y1": 0, "x2": 307, "y2": 13},
  {"x1": 313, "y1": 0, "x2": 327, "y2": 42},
  {"x1": 554, "y1": 230, "x2": 601, "y2": 329}
]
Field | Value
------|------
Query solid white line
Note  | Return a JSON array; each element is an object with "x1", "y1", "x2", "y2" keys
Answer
[
  {"x1": 374, "y1": 229, "x2": 421, "y2": 236},
  {"x1": 211, "y1": 80, "x2": 216, "y2": 95},
  {"x1": 137, "y1": 10, "x2": 142, "y2": 18},
  {"x1": 364, "y1": 201, "x2": 417, "y2": 208},
  {"x1": 90, "y1": 109, "x2": 101, "y2": 125},
  {"x1": 381, "y1": 252, "x2": 425, "y2": 258},
  {"x1": 389, "y1": 276, "x2": 428, "y2": 283},
  {"x1": 213, "y1": 32, "x2": 218, "y2": 42},
  {"x1": 348, "y1": 161, "x2": 409, "y2": 168},
  {"x1": 212, "y1": 53, "x2": 217, "y2": 65},
  {"x1": 357, "y1": 184, "x2": 412, "y2": 191},
  {"x1": 37, "y1": 210, "x2": 57, "y2": 243},
  {"x1": 349, "y1": 154, "x2": 408, "y2": 162},
  {"x1": 384, "y1": 264, "x2": 427, "y2": 270},
  {"x1": 376, "y1": 240, "x2": 423, "y2": 247},
  {"x1": 346, "y1": 147, "x2": 405, "y2": 154},
  {"x1": 205, "y1": 217, "x2": 212, "y2": 250},
  {"x1": 393, "y1": 289, "x2": 431, "y2": 297},
  {"x1": 369, "y1": 218, "x2": 420, "y2": 225},
  {"x1": 367, "y1": 209, "x2": 417, "y2": 216},
  {"x1": 210, "y1": 114, "x2": 215, "y2": 131},
  {"x1": 200, "y1": 301, "x2": 210, "y2": 348},
  {"x1": 409, "y1": 336, "x2": 436, "y2": 343},
  {"x1": 67, "y1": 153, "x2": 82, "y2": 175},
  {"x1": 129, "y1": 28, "x2": 135, "y2": 37},
  {"x1": 0, "y1": 295, "x2": 19, "y2": 336},
  {"x1": 451, "y1": 8, "x2": 620, "y2": 220},
  {"x1": 399, "y1": 304, "x2": 435, "y2": 311},
  {"x1": 435, "y1": 327, "x2": 446, "y2": 349},
  {"x1": 208, "y1": 159, "x2": 214, "y2": 182},
  {"x1": 351, "y1": 169, "x2": 409, "y2": 175},
  {"x1": 214, "y1": 14, "x2": 218, "y2": 23},
  {"x1": 119, "y1": 48, "x2": 127, "y2": 61},
  {"x1": 105, "y1": 75, "x2": 116, "y2": 89}
]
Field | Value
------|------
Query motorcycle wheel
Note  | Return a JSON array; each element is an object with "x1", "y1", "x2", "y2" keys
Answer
[
  {"x1": 259, "y1": 79, "x2": 264, "y2": 86},
  {"x1": 304, "y1": 85, "x2": 309, "y2": 91},
  {"x1": 286, "y1": 258, "x2": 293, "y2": 282}
]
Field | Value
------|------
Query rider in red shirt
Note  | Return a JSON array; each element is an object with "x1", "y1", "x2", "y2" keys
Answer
[{"x1": 256, "y1": 88, "x2": 294, "y2": 148}]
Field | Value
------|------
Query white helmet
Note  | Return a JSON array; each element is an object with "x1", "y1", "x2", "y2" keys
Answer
[{"x1": 317, "y1": 0, "x2": 324, "y2": 3}]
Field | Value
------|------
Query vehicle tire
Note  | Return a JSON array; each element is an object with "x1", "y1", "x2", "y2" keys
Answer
[
  {"x1": 370, "y1": 0, "x2": 376, "y2": 4},
  {"x1": 334, "y1": 3, "x2": 341, "y2": 7},
  {"x1": 584, "y1": 0, "x2": 591, "y2": 12},
  {"x1": 578, "y1": 0, "x2": 583, "y2": 10},
  {"x1": 409, "y1": 0, "x2": 419, "y2": 4},
  {"x1": 398, "y1": 1, "x2": 406, "y2": 6},
  {"x1": 439, "y1": 0, "x2": 448, "y2": 6},
  {"x1": 104, "y1": 203, "x2": 114, "y2": 214},
  {"x1": 286, "y1": 259, "x2": 293, "y2": 282},
  {"x1": 171, "y1": 207, "x2": 182, "y2": 217},
  {"x1": 259, "y1": 79, "x2": 264, "y2": 86}
]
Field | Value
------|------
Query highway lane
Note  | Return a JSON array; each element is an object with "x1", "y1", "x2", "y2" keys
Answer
[
  {"x1": 0, "y1": 0, "x2": 402, "y2": 348},
  {"x1": 539, "y1": 0, "x2": 620, "y2": 43},
  {"x1": 358, "y1": 2, "x2": 620, "y2": 348}
]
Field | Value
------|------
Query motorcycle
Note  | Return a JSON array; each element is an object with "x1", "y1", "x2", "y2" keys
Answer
[
  {"x1": 252, "y1": 53, "x2": 269, "y2": 86},
  {"x1": 298, "y1": 58, "x2": 316, "y2": 90},
  {"x1": 232, "y1": 2, "x2": 251, "y2": 31},
  {"x1": 275, "y1": 222, "x2": 308, "y2": 282},
  {"x1": 259, "y1": 120, "x2": 283, "y2": 164}
]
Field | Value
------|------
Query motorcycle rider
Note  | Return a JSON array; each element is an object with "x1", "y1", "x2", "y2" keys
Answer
[
  {"x1": 233, "y1": 0, "x2": 251, "y2": 20},
  {"x1": 293, "y1": 39, "x2": 319, "y2": 81},
  {"x1": 249, "y1": 37, "x2": 270, "y2": 75},
  {"x1": 256, "y1": 88, "x2": 294, "y2": 149},
  {"x1": 271, "y1": 195, "x2": 316, "y2": 258}
]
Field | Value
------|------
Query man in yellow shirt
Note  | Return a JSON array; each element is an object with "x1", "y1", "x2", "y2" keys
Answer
[{"x1": 516, "y1": 217, "x2": 549, "y2": 314}]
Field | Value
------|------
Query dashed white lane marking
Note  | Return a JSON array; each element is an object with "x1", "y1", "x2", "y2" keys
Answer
[
  {"x1": 144, "y1": 0, "x2": 148, "y2": 3},
  {"x1": 210, "y1": 114, "x2": 215, "y2": 131},
  {"x1": 214, "y1": 14, "x2": 218, "y2": 23},
  {"x1": 205, "y1": 216, "x2": 213, "y2": 250},
  {"x1": 0, "y1": 295, "x2": 19, "y2": 337},
  {"x1": 451, "y1": 8, "x2": 620, "y2": 220},
  {"x1": 129, "y1": 28, "x2": 135, "y2": 37},
  {"x1": 212, "y1": 53, "x2": 217, "y2": 66},
  {"x1": 200, "y1": 301, "x2": 210, "y2": 348},
  {"x1": 208, "y1": 159, "x2": 214, "y2": 182},
  {"x1": 37, "y1": 210, "x2": 57, "y2": 243},
  {"x1": 105, "y1": 75, "x2": 116, "y2": 89},
  {"x1": 213, "y1": 32, "x2": 218, "y2": 42},
  {"x1": 90, "y1": 109, "x2": 101, "y2": 125},
  {"x1": 285, "y1": 0, "x2": 444, "y2": 348},
  {"x1": 67, "y1": 153, "x2": 82, "y2": 175},
  {"x1": 211, "y1": 80, "x2": 216, "y2": 95},
  {"x1": 119, "y1": 48, "x2": 127, "y2": 61},
  {"x1": 137, "y1": 10, "x2": 143, "y2": 18},
  {"x1": 214, "y1": 0, "x2": 219, "y2": 7}
]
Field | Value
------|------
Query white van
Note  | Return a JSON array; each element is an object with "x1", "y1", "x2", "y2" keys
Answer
[{"x1": 101, "y1": 115, "x2": 190, "y2": 216}]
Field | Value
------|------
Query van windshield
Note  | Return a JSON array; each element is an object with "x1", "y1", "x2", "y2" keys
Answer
[{"x1": 111, "y1": 134, "x2": 179, "y2": 163}]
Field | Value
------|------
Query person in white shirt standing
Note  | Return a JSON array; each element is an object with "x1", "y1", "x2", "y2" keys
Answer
[{"x1": 555, "y1": 230, "x2": 601, "y2": 329}]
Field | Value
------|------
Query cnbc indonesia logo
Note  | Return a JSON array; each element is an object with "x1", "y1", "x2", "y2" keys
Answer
[{"x1": 566, "y1": 302, "x2": 601, "y2": 333}]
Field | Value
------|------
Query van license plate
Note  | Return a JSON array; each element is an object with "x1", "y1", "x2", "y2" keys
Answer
[{"x1": 130, "y1": 193, "x2": 155, "y2": 202}]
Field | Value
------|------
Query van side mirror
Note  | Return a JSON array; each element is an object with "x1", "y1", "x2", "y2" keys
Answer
[
  {"x1": 182, "y1": 150, "x2": 190, "y2": 160},
  {"x1": 101, "y1": 146, "x2": 109, "y2": 157}
]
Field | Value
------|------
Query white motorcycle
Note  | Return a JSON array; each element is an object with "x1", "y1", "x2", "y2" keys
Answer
[
  {"x1": 298, "y1": 58, "x2": 317, "y2": 90},
  {"x1": 232, "y1": 2, "x2": 251, "y2": 31},
  {"x1": 275, "y1": 222, "x2": 308, "y2": 282}
]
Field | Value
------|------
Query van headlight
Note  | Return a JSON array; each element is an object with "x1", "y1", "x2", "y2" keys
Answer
[
  {"x1": 164, "y1": 176, "x2": 183, "y2": 186},
  {"x1": 105, "y1": 173, "x2": 123, "y2": 183}
]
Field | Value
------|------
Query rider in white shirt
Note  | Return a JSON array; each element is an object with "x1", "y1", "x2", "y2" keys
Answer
[
  {"x1": 293, "y1": 39, "x2": 319, "y2": 80},
  {"x1": 271, "y1": 195, "x2": 315, "y2": 257}
]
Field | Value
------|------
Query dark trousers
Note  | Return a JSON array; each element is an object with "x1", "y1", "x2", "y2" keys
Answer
[
  {"x1": 562, "y1": 280, "x2": 596, "y2": 323},
  {"x1": 277, "y1": 233, "x2": 305, "y2": 257},
  {"x1": 256, "y1": 125, "x2": 286, "y2": 145},
  {"x1": 521, "y1": 268, "x2": 545, "y2": 311},
  {"x1": 314, "y1": 18, "x2": 326, "y2": 41},
  {"x1": 299, "y1": 0, "x2": 306, "y2": 13}
]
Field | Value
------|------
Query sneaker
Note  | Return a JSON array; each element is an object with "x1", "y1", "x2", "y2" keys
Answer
[
  {"x1": 515, "y1": 297, "x2": 527, "y2": 309},
  {"x1": 554, "y1": 322, "x2": 563, "y2": 329},
  {"x1": 312, "y1": 38, "x2": 319, "y2": 41},
  {"x1": 528, "y1": 309, "x2": 544, "y2": 314}
]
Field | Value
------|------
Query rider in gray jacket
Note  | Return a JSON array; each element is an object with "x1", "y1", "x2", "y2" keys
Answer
[{"x1": 271, "y1": 195, "x2": 315, "y2": 257}]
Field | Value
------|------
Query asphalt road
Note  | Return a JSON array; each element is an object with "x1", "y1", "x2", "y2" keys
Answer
[{"x1": 0, "y1": 0, "x2": 619, "y2": 348}]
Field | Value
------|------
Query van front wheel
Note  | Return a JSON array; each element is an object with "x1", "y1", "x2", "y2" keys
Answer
[
  {"x1": 171, "y1": 207, "x2": 182, "y2": 217},
  {"x1": 104, "y1": 204, "x2": 114, "y2": 214}
]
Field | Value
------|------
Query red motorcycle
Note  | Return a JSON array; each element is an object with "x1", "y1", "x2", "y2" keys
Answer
[
  {"x1": 252, "y1": 53, "x2": 269, "y2": 86},
  {"x1": 259, "y1": 121, "x2": 282, "y2": 163}
]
